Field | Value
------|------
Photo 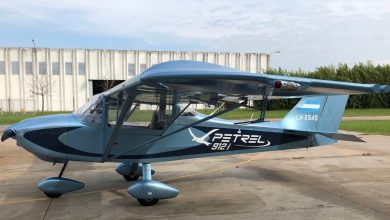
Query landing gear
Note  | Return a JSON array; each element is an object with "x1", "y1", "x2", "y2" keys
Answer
[
  {"x1": 44, "y1": 192, "x2": 62, "y2": 198},
  {"x1": 123, "y1": 174, "x2": 140, "y2": 181},
  {"x1": 38, "y1": 160, "x2": 85, "y2": 198},
  {"x1": 137, "y1": 198, "x2": 159, "y2": 206},
  {"x1": 58, "y1": 160, "x2": 68, "y2": 178},
  {"x1": 127, "y1": 163, "x2": 179, "y2": 206},
  {"x1": 116, "y1": 163, "x2": 155, "y2": 181}
]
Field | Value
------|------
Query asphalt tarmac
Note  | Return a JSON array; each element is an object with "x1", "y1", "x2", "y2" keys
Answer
[{"x1": 1, "y1": 133, "x2": 390, "y2": 220}]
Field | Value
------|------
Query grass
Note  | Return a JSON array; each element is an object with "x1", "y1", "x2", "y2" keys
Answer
[
  {"x1": 340, "y1": 120, "x2": 390, "y2": 135},
  {"x1": 0, "y1": 112, "x2": 70, "y2": 125},
  {"x1": 109, "y1": 109, "x2": 155, "y2": 123},
  {"x1": 343, "y1": 108, "x2": 390, "y2": 117}
]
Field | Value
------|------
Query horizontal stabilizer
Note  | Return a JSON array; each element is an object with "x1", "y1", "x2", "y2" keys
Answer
[
  {"x1": 285, "y1": 129, "x2": 366, "y2": 143},
  {"x1": 322, "y1": 133, "x2": 366, "y2": 143}
]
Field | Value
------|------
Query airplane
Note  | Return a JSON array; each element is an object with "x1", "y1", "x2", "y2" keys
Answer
[{"x1": 2, "y1": 60, "x2": 390, "y2": 206}]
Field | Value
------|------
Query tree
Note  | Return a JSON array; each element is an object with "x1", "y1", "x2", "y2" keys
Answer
[
  {"x1": 93, "y1": 73, "x2": 124, "y2": 94},
  {"x1": 29, "y1": 75, "x2": 55, "y2": 114},
  {"x1": 256, "y1": 62, "x2": 390, "y2": 110}
]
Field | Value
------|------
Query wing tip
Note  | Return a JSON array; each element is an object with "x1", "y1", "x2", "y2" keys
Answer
[{"x1": 380, "y1": 85, "x2": 390, "y2": 93}]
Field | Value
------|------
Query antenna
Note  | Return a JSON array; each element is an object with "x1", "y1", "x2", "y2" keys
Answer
[{"x1": 32, "y1": 39, "x2": 37, "y2": 53}]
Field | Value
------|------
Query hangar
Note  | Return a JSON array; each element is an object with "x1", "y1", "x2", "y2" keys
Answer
[{"x1": 0, "y1": 48, "x2": 270, "y2": 112}]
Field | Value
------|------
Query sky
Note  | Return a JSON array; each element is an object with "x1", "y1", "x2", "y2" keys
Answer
[{"x1": 0, "y1": 0, "x2": 390, "y2": 71}]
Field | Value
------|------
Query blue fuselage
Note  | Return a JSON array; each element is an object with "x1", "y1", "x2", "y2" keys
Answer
[{"x1": 4, "y1": 113, "x2": 312, "y2": 164}]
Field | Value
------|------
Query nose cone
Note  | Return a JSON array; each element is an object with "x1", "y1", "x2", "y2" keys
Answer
[
  {"x1": 1, "y1": 128, "x2": 16, "y2": 142},
  {"x1": 1, "y1": 114, "x2": 77, "y2": 143}
]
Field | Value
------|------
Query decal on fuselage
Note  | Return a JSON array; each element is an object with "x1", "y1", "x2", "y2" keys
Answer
[
  {"x1": 188, "y1": 128, "x2": 271, "y2": 151},
  {"x1": 295, "y1": 114, "x2": 319, "y2": 121},
  {"x1": 296, "y1": 100, "x2": 321, "y2": 121}
]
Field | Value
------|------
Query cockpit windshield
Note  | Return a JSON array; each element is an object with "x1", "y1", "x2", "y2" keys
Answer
[{"x1": 73, "y1": 94, "x2": 104, "y2": 126}]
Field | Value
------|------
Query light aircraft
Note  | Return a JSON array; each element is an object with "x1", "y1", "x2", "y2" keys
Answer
[{"x1": 2, "y1": 61, "x2": 389, "y2": 206}]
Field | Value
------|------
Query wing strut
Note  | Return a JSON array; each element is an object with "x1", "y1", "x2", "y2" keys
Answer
[
  {"x1": 259, "y1": 94, "x2": 268, "y2": 122},
  {"x1": 101, "y1": 93, "x2": 136, "y2": 162},
  {"x1": 106, "y1": 100, "x2": 247, "y2": 161}
]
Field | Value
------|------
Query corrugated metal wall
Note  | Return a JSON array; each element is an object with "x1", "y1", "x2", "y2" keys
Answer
[{"x1": 0, "y1": 48, "x2": 269, "y2": 112}]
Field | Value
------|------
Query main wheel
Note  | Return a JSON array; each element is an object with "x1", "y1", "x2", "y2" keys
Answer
[
  {"x1": 44, "y1": 192, "x2": 62, "y2": 198},
  {"x1": 137, "y1": 198, "x2": 159, "y2": 206},
  {"x1": 122, "y1": 174, "x2": 140, "y2": 181}
]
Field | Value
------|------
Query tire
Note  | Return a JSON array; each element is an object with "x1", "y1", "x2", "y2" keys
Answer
[
  {"x1": 137, "y1": 198, "x2": 159, "y2": 206},
  {"x1": 123, "y1": 174, "x2": 140, "y2": 181},
  {"x1": 44, "y1": 192, "x2": 62, "y2": 198}
]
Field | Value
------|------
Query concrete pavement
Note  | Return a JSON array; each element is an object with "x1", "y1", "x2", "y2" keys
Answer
[{"x1": 1, "y1": 133, "x2": 390, "y2": 219}]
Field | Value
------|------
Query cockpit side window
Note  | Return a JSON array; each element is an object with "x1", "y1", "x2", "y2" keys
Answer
[
  {"x1": 74, "y1": 94, "x2": 104, "y2": 126},
  {"x1": 108, "y1": 103, "x2": 172, "y2": 130},
  {"x1": 124, "y1": 104, "x2": 159, "y2": 128}
]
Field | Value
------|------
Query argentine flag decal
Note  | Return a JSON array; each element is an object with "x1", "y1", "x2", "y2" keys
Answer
[{"x1": 299, "y1": 100, "x2": 321, "y2": 113}]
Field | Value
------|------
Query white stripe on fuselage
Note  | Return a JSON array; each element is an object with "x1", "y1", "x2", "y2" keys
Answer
[{"x1": 302, "y1": 104, "x2": 320, "y2": 109}]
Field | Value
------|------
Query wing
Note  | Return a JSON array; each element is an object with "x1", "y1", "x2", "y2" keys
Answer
[{"x1": 104, "y1": 60, "x2": 389, "y2": 105}]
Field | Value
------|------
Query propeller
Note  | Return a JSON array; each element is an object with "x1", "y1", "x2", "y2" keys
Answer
[{"x1": 1, "y1": 129, "x2": 16, "y2": 142}]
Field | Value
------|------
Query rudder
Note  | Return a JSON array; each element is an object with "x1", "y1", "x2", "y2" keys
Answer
[{"x1": 279, "y1": 95, "x2": 349, "y2": 133}]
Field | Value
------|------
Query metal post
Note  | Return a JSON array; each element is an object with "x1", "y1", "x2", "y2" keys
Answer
[
  {"x1": 142, "y1": 163, "x2": 152, "y2": 181},
  {"x1": 58, "y1": 160, "x2": 68, "y2": 178},
  {"x1": 159, "y1": 93, "x2": 167, "y2": 122},
  {"x1": 102, "y1": 98, "x2": 109, "y2": 152},
  {"x1": 171, "y1": 91, "x2": 180, "y2": 120},
  {"x1": 259, "y1": 95, "x2": 268, "y2": 122},
  {"x1": 101, "y1": 92, "x2": 136, "y2": 162}
]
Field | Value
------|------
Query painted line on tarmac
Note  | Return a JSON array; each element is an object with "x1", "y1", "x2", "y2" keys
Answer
[
  {"x1": 0, "y1": 153, "x2": 268, "y2": 206},
  {"x1": 161, "y1": 152, "x2": 269, "y2": 182},
  {"x1": 0, "y1": 197, "x2": 49, "y2": 205},
  {"x1": 0, "y1": 187, "x2": 126, "y2": 205}
]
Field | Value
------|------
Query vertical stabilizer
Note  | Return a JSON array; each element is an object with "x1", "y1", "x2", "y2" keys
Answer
[{"x1": 279, "y1": 95, "x2": 349, "y2": 133}]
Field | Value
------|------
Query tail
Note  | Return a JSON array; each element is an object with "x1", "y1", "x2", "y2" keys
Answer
[
  {"x1": 278, "y1": 95, "x2": 365, "y2": 145},
  {"x1": 279, "y1": 95, "x2": 349, "y2": 133}
]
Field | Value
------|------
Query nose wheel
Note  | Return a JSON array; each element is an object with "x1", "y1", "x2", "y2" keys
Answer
[
  {"x1": 44, "y1": 192, "x2": 62, "y2": 198},
  {"x1": 116, "y1": 163, "x2": 155, "y2": 181},
  {"x1": 123, "y1": 174, "x2": 140, "y2": 181},
  {"x1": 38, "y1": 161, "x2": 85, "y2": 198}
]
